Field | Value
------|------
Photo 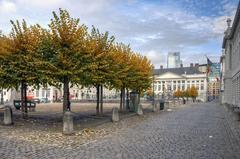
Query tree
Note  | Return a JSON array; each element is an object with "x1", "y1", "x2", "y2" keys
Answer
[
  {"x1": 190, "y1": 85, "x2": 198, "y2": 102},
  {"x1": 0, "y1": 20, "x2": 47, "y2": 117},
  {"x1": 173, "y1": 89, "x2": 181, "y2": 99},
  {"x1": 85, "y1": 26, "x2": 114, "y2": 115},
  {"x1": 184, "y1": 87, "x2": 191, "y2": 101},
  {"x1": 46, "y1": 9, "x2": 89, "y2": 112},
  {"x1": 108, "y1": 43, "x2": 132, "y2": 111}
]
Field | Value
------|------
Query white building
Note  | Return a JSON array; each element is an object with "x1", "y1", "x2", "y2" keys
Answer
[
  {"x1": 153, "y1": 64, "x2": 208, "y2": 102},
  {"x1": 221, "y1": 5, "x2": 240, "y2": 107},
  {"x1": 1, "y1": 85, "x2": 120, "y2": 103},
  {"x1": 167, "y1": 52, "x2": 182, "y2": 68}
]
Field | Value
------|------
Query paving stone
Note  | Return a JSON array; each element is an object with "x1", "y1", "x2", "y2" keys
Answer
[{"x1": 0, "y1": 102, "x2": 240, "y2": 158}]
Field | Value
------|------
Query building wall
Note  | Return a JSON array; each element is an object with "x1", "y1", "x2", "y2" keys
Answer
[
  {"x1": 153, "y1": 73, "x2": 207, "y2": 102},
  {"x1": 222, "y1": 17, "x2": 240, "y2": 106},
  {"x1": 1, "y1": 86, "x2": 120, "y2": 104}
]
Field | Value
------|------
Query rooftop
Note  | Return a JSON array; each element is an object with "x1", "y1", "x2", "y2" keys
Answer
[{"x1": 153, "y1": 66, "x2": 203, "y2": 76}]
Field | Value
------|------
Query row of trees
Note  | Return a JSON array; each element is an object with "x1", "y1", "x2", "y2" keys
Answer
[
  {"x1": 0, "y1": 9, "x2": 153, "y2": 117},
  {"x1": 173, "y1": 86, "x2": 198, "y2": 102}
]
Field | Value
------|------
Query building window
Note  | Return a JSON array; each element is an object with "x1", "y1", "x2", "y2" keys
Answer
[
  {"x1": 36, "y1": 90, "x2": 39, "y2": 98},
  {"x1": 47, "y1": 89, "x2": 50, "y2": 98},
  {"x1": 154, "y1": 85, "x2": 157, "y2": 91},
  {"x1": 182, "y1": 85, "x2": 185, "y2": 90},
  {"x1": 173, "y1": 85, "x2": 176, "y2": 90},
  {"x1": 42, "y1": 90, "x2": 45, "y2": 97}
]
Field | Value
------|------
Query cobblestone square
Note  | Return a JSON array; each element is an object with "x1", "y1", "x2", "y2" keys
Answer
[{"x1": 1, "y1": 102, "x2": 240, "y2": 158}]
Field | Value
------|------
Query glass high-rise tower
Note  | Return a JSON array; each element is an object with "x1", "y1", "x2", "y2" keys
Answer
[{"x1": 167, "y1": 52, "x2": 182, "y2": 68}]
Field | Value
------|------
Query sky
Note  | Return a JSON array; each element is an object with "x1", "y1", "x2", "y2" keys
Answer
[{"x1": 0, "y1": 0, "x2": 239, "y2": 67}]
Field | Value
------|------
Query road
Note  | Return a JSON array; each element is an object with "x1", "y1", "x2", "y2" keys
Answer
[{"x1": 1, "y1": 102, "x2": 240, "y2": 159}]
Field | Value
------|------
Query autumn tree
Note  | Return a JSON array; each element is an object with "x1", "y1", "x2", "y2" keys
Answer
[
  {"x1": 190, "y1": 85, "x2": 198, "y2": 102},
  {"x1": 84, "y1": 26, "x2": 114, "y2": 115},
  {"x1": 184, "y1": 87, "x2": 191, "y2": 101},
  {"x1": 46, "y1": 9, "x2": 89, "y2": 112},
  {"x1": 173, "y1": 89, "x2": 181, "y2": 99},
  {"x1": 0, "y1": 21, "x2": 47, "y2": 117},
  {"x1": 107, "y1": 43, "x2": 132, "y2": 111}
]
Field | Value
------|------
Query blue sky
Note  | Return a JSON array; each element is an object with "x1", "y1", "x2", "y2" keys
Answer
[{"x1": 0, "y1": 0, "x2": 239, "y2": 67}]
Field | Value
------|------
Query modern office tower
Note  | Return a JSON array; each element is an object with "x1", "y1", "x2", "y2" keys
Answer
[{"x1": 167, "y1": 52, "x2": 182, "y2": 68}]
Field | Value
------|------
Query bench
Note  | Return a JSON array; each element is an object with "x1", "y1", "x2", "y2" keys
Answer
[{"x1": 13, "y1": 100, "x2": 36, "y2": 111}]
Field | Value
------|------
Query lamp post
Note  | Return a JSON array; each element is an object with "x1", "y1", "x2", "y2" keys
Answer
[{"x1": 152, "y1": 73, "x2": 155, "y2": 105}]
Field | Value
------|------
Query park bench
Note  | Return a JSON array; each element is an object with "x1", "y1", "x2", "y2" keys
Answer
[{"x1": 13, "y1": 100, "x2": 36, "y2": 111}]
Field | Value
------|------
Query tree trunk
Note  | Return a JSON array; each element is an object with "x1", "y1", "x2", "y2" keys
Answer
[
  {"x1": 122, "y1": 88, "x2": 125, "y2": 111},
  {"x1": 100, "y1": 85, "x2": 103, "y2": 115},
  {"x1": 21, "y1": 81, "x2": 28, "y2": 118},
  {"x1": 0, "y1": 88, "x2": 3, "y2": 104},
  {"x1": 126, "y1": 89, "x2": 129, "y2": 110},
  {"x1": 120, "y1": 89, "x2": 123, "y2": 111},
  {"x1": 138, "y1": 91, "x2": 141, "y2": 105},
  {"x1": 96, "y1": 85, "x2": 100, "y2": 115},
  {"x1": 63, "y1": 77, "x2": 70, "y2": 112}
]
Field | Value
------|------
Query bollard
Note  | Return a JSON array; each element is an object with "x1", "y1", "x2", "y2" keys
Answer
[
  {"x1": 152, "y1": 103, "x2": 157, "y2": 112},
  {"x1": 137, "y1": 104, "x2": 143, "y2": 115},
  {"x1": 63, "y1": 111, "x2": 74, "y2": 135},
  {"x1": 111, "y1": 107, "x2": 119, "y2": 122},
  {"x1": 4, "y1": 106, "x2": 13, "y2": 125}
]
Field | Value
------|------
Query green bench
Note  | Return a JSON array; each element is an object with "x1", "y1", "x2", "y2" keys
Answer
[{"x1": 14, "y1": 100, "x2": 36, "y2": 111}]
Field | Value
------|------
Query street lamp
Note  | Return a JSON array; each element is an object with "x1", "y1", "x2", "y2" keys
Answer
[{"x1": 152, "y1": 73, "x2": 155, "y2": 105}]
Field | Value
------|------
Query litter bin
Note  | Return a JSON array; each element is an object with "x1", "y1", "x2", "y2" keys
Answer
[
  {"x1": 160, "y1": 100, "x2": 164, "y2": 110},
  {"x1": 183, "y1": 99, "x2": 186, "y2": 104},
  {"x1": 130, "y1": 92, "x2": 139, "y2": 112}
]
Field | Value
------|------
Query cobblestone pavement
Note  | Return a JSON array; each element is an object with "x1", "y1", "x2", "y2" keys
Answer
[{"x1": 1, "y1": 102, "x2": 240, "y2": 159}]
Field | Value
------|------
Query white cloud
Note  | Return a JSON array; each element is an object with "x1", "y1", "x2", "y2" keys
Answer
[
  {"x1": 0, "y1": 0, "x2": 238, "y2": 67},
  {"x1": 0, "y1": 0, "x2": 16, "y2": 14},
  {"x1": 16, "y1": 0, "x2": 65, "y2": 8}
]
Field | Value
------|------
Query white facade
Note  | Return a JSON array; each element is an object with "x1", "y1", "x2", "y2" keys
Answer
[
  {"x1": 167, "y1": 52, "x2": 182, "y2": 68},
  {"x1": 1, "y1": 85, "x2": 120, "y2": 103},
  {"x1": 153, "y1": 71, "x2": 207, "y2": 102},
  {"x1": 222, "y1": 9, "x2": 240, "y2": 107}
]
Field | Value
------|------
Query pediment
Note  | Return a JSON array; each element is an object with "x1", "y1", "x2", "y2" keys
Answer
[{"x1": 156, "y1": 72, "x2": 184, "y2": 79}]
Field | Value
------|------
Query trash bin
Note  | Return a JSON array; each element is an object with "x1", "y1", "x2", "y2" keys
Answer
[
  {"x1": 183, "y1": 99, "x2": 186, "y2": 104},
  {"x1": 160, "y1": 100, "x2": 164, "y2": 110},
  {"x1": 130, "y1": 92, "x2": 139, "y2": 112}
]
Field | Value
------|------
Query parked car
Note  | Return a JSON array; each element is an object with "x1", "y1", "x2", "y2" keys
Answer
[{"x1": 31, "y1": 98, "x2": 40, "y2": 104}]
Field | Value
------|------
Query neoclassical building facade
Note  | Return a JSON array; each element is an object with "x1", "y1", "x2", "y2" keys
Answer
[
  {"x1": 1, "y1": 86, "x2": 120, "y2": 103},
  {"x1": 222, "y1": 4, "x2": 240, "y2": 107},
  {"x1": 153, "y1": 65, "x2": 208, "y2": 102}
]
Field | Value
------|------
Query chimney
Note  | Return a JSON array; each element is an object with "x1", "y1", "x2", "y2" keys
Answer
[
  {"x1": 180, "y1": 64, "x2": 183, "y2": 68},
  {"x1": 190, "y1": 63, "x2": 193, "y2": 67},
  {"x1": 160, "y1": 65, "x2": 163, "y2": 69},
  {"x1": 195, "y1": 63, "x2": 199, "y2": 67}
]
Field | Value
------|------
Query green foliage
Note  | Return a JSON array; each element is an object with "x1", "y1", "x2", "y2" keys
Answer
[
  {"x1": 0, "y1": 20, "x2": 47, "y2": 89},
  {"x1": 0, "y1": 8, "x2": 153, "y2": 113}
]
